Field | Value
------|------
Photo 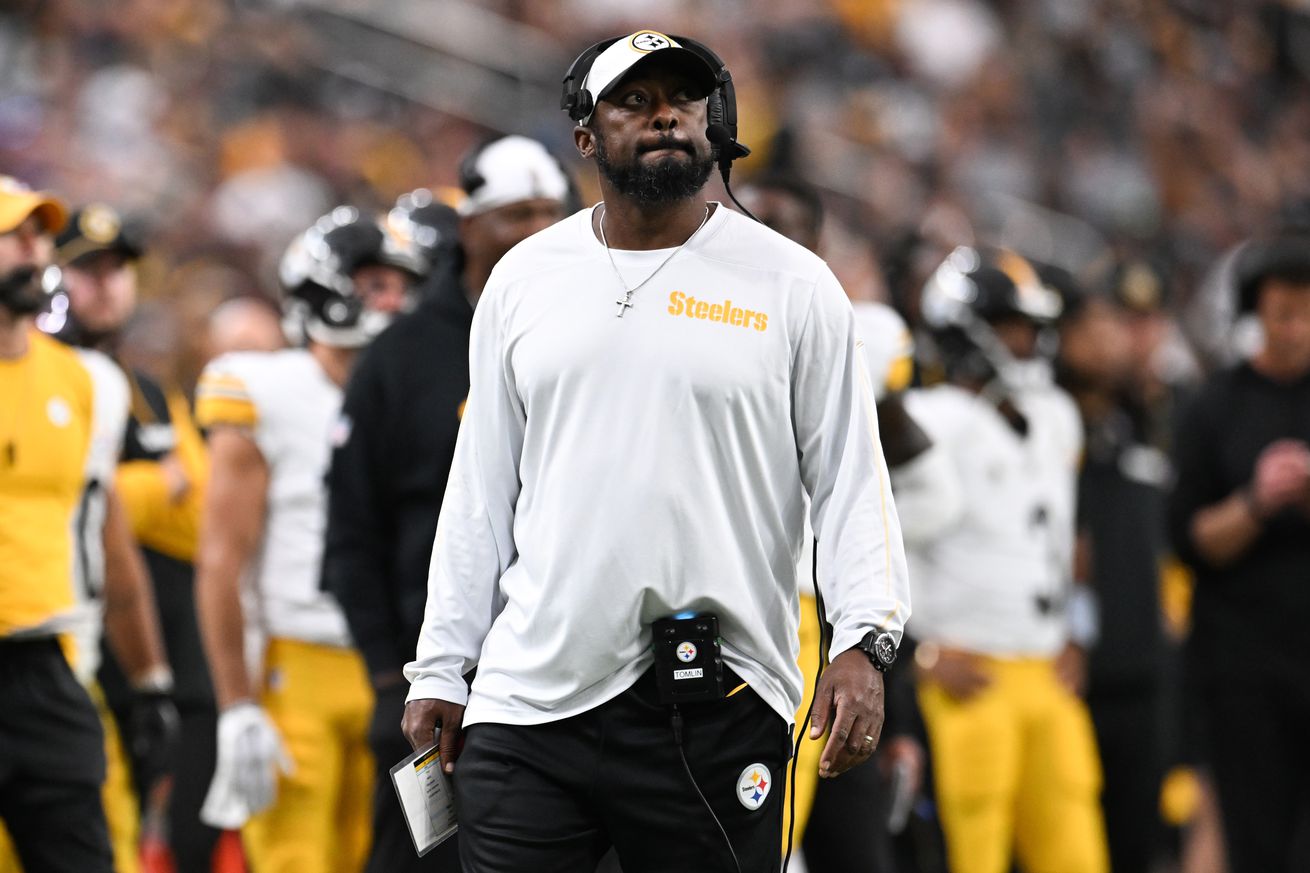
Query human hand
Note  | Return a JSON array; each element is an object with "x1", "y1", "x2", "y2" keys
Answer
[
  {"x1": 1054, "y1": 642, "x2": 1088, "y2": 697},
  {"x1": 402, "y1": 698, "x2": 466, "y2": 773},
  {"x1": 1250, "y1": 439, "x2": 1310, "y2": 517},
  {"x1": 809, "y1": 649, "x2": 884, "y2": 778},
  {"x1": 200, "y1": 702, "x2": 292, "y2": 828},
  {"x1": 917, "y1": 645, "x2": 991, "y2": 702}
]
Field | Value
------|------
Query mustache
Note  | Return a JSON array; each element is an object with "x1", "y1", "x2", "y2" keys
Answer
[{"x1": 638, "y1": 136, "x2": 694, "y2": 155}]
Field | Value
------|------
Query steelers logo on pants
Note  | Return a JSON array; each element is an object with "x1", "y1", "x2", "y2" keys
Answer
[{"x1": 736, "y1": 763, "x2": 772, "y2": 810}]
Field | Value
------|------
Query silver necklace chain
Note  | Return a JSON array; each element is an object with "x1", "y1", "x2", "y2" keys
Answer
[{"x1": 599, "y1": 203, "x2": 711, "y2": 317}]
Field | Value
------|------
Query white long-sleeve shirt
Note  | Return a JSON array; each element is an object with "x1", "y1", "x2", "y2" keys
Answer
[{"x1": 405, "y1": 204, "x2": 910, "y2": 727}]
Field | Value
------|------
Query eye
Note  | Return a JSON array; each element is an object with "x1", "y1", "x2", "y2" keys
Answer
[{"x1": 622, "y1": 91, "x2": 647, "y2": 106}]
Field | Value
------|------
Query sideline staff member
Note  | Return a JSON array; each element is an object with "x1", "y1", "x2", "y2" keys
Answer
[
  {"x1": 403, "y1": 30, "x2": 910, "y2": 872},
  {"x1": 0, "y1": 179, "x2": 114, "y2": 870},
  {"x1": 1169, "y1": 229, "x2": 1310, "y2": 873}
]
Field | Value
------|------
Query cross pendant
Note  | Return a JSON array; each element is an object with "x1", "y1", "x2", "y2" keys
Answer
[{"x1": 615, "y1": 294, "x2": 634, "y2": 318}]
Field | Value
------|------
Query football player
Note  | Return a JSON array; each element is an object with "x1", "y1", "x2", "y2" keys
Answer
[
  {"x1": 194, "y1": 207, "x2": 427, "y2": 873},
  {"x1": 900, "y1": 247, "x2": 1108, "y2": 873}
]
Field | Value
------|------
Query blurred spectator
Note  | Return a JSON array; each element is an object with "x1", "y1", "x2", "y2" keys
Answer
[
  {"x1": 1168, "y1": 228, "x2": 1310, "y2": 873},
  {"x1": 1053, "y1": 267, "x2": 1170, "y2": 873}
]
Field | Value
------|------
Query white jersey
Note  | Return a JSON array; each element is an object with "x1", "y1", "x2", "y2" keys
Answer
[
  {"x1": 901, "y1": 381, "x2": 1082, "y2": 656},
  {"x1": 406, "y1": 204, "x2": 911, "y2": 728},
  {"x1": 68, "y1": 349, "x2": 130, "y2": 683},
  {"x1": 195, "y1": 349, "x2": 351, "y2": 648}
]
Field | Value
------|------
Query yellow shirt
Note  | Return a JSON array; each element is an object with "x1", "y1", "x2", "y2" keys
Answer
[
  {"x1": 115, "y1": 388, "x2": 208, "y2": 562},
  {"x1": 0, "y1": 329, "x2": 95, "y2": 637}
]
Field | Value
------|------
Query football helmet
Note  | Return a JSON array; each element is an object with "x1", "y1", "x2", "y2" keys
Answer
[
  {"x1": 388, "y1": 188, "x2": 462, "y2": 286},
  {"x1": 278, "y1": 206, "x2": 428, "y2": 348},
  {"x1": 920, "y1": 246, "x2": 1062, "y2": 392}
]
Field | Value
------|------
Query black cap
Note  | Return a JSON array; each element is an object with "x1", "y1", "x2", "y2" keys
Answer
[{"x1": 55, "y1": 204, "x2": 143, "y2": 266}]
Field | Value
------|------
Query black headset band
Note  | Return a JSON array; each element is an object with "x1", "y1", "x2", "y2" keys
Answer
[{"x1": 560, "y1": 34, "x2": 744, "y2": 158}]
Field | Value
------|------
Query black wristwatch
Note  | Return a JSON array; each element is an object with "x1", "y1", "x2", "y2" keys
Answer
[{"x1": 855, "y1": 629, "x2": 897, "y2": 673}]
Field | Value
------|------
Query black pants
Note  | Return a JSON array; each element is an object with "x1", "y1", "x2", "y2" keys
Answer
[
  {"x1": 1088, "y1": 687, "x2": 1164, "y2": 873},
  {"x1": 801, "y1": 752, "x2": 896, "y2": 873},
  {"x1": 454, "y1": 668, "x2": 791, "y2": 873},
  {"x1": 1204, "y1": 674, "x2": 1310, "y2": 873},
  {"x1": 0, "y1": 637, "x2": 114, "y2": 873},
  {"x1": 169, "y1": 704, "x2": 221, "y2": 873},
  {"x1": 365, "y1": 683, "x2": 461, "y2": 873}
]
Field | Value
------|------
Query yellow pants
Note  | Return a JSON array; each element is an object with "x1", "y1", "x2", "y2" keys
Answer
[
  {"x1": 918, "y1": 657, "x2": 1109, "y2": 873},
  {"x1": 242, "y1": 638, "x2": 375, "y2": 873},
  {"x1": 781, "y1": 593, "x2": 824, "y2": 850},
  {"x1": 0, "y1": 684, "x2": 142, "y2": 873}
]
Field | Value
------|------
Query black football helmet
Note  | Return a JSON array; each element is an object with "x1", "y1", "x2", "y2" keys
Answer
[
  {"x1": 920, "y1": 246, "x2": 1063, "y2": 390},
  {"x1": 388, "y1": 188, "x2": 462, "y2": 292},
  {"x1": 278, "y1": 206, "x2": 428, "y2": 348}
]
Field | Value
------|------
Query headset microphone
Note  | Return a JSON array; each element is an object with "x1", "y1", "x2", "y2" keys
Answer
[{"x1": 707, "y1": 124, "x2": 760, "y2": 224}]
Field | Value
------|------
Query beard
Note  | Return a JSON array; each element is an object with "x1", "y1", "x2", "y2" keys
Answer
[
  {"x1": 0, "y1": 266, "x2": 44, "y2": 315},
  {"x1": 595, "y1": 131, "x2": 715, "y2": 205}
]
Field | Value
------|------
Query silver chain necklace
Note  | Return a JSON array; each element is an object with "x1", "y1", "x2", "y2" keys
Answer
[{"x1": 599, "y1": 203, "x2": 711, "y2": 317}]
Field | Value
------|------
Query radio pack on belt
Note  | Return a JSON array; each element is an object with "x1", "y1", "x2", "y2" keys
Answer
[{"x1": 651, "y1": 613, "x2": 725, "y2": 704}]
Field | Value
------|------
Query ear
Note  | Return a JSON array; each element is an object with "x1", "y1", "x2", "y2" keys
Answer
[{"x1": 574, "y1": 125, "x2": 597, "y2": 160}]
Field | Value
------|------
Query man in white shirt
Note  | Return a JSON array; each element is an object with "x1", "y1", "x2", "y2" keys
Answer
[
  {"x1": 402, "y1": 30, "x2": 910, "y2": 872},
  {"x1": 901, "y1": 247, "x2": 1108, "y2": 873}
]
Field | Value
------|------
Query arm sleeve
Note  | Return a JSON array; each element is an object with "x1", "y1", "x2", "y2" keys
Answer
[
  {"x1": 792, "y1": 268, "x2": 912, "y2": 658},
  {"x1": 404, "y1": 285, "x2": 524, "y2": 704},
  {"x1": 323, "y1": 351, "x2": 403, "y2": 679},
  {"x1": 1167, "y1": 388, "x2": 1222, "y2": 569}
]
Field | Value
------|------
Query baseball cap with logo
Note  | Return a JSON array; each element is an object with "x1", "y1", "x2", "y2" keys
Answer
[
  {"x1": 55, "y1": 203, "x2": 143, "y2": 265},
  {"x1": 0, "y1": 176, "x2": 68, "y2": 235},
  {"x1": 457, "y1": 136, "x2": 572, "y2": 217},
  {"x1": 576, "y1": 30, "x2": 720, "y2": 125}
]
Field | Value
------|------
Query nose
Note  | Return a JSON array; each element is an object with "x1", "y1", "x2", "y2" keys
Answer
[{"x1": 650, "y1": 96, "x2": 679, "y2": 132}]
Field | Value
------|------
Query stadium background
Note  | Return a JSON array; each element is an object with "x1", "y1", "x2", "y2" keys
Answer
[{"x1": 4, "y1": 1, "x2": 1310, "y2": 871}]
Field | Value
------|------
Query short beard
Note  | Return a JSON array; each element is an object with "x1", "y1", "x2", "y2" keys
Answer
[
  {"x1": 0, "y1": 267, "x2": 44, "y2": 316},
  {"x1": 595, "y1": 131, "x2": 715, "y2": 206}
]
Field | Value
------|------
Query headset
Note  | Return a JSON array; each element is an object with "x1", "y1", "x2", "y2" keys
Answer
[{"x1": 560, "y1": 34, "x2": 758, "y2": 217}]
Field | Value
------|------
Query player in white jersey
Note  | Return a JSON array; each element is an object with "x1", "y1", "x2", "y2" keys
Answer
[
  {"x1": 194, "y1": 207, "x2": 426, "y2": 873},
  {"x1": 900, "y1": 247, "x2": 1108, "y2": 873}
]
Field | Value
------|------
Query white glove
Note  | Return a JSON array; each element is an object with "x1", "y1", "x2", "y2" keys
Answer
[{"x1": 200, "y1": 702, "x2": 293, "y2": 829}]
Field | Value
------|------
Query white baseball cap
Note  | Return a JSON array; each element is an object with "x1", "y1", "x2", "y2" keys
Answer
[
  {"x1": 457, "y1": 136, "x2": 571, "y2": 217},
  {"x1": 577, "y1": 30, "x2": 719, "y2": 125}
]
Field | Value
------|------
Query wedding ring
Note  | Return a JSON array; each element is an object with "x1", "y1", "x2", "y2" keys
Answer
[{"x1": 863, "y1": 735, "x2": 875, "y2": 746}]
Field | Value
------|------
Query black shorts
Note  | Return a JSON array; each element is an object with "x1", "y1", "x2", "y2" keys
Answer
[{"x1": 454, "y1": 667, "x2": 792, "y2": 873}]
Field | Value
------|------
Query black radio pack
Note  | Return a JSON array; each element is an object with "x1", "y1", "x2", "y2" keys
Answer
[{"x1": 651, "y1": 613, "x2": 725, "y2": 705}]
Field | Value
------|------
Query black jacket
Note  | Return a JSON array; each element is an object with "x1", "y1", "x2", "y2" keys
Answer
[{"x1": 323, "y1": 274, "x2": 473, "y2": 681}]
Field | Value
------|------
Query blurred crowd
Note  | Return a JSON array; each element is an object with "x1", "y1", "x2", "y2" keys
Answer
[{"x1": 3, "y1": 1, "x2": 1310, "y2": 872}]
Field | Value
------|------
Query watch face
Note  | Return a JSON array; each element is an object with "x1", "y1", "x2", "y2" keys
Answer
[{"x1": 873, "y1": 633, "x2": 896, "y2": 666}]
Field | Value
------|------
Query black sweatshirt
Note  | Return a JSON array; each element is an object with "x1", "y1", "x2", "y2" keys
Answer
[
  {"x1": 1168, "y1": 362, "x2": 1310, "y2": 684},
  {"x1": 322, "y1": 275, "x2": 473, "y2": 681}
]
